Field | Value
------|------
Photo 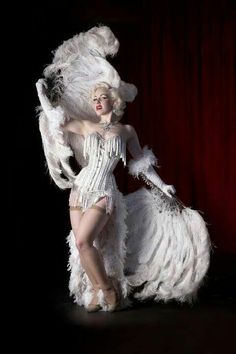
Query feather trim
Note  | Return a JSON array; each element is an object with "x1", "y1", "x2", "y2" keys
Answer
[{"x1": 128, "y1": 146, "x2": 158, "y2": 177}]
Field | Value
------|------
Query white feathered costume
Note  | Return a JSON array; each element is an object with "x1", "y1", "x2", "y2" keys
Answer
[{"x1": 36, "y1": 25, "x2": 210, "y2": 311}]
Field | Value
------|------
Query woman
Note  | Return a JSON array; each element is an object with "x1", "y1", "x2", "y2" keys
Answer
[
  {"x1": 67, "y1": 82, "x2": 175, "y2": 312},
  {"x1": 36, "y1": 25, "x2": 210, "y2": 313}
]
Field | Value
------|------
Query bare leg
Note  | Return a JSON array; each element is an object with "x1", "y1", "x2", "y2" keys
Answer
[
  {"x1": 73, "y1": 198, "x2": 111, "y2": 288},
  {"x1": 70, "y1": 197, "x2": 119, "y2": 311},
  {"x1": 70, "y1": 208, "x2": 99, "y2": 288}
]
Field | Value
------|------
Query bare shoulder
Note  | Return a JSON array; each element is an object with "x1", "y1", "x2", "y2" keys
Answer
[{"x1": 123, "y1": 124, "x2": 137, "y2": 139}]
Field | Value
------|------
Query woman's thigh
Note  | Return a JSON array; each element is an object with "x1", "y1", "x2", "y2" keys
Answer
[
  {"x1": 75, "y1": 197, "x2": 110, "y2": 244},
  {"x1": 69, "y1": 208, "x2": 83, "y2": 237}
]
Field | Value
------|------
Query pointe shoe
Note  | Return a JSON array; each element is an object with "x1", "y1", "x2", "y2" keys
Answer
[
  {"x1": 86, "y1": 288, "x2": 102, "y2": 313},
  {"x1": 102, "y1": 284, "x2": 120, "y2": 312}
]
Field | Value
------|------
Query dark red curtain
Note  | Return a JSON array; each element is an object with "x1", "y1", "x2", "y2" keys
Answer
[
  {"x1": 24, "y1": 0, "x2": 235, "y2": 255},
  {"x1": 113, "y1": 1, "x2": 236, "y2": 254}
]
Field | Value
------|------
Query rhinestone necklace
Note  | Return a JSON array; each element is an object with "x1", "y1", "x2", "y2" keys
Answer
[{"x1": 98, "y1": 120, "x2": 119, "y2": 132}]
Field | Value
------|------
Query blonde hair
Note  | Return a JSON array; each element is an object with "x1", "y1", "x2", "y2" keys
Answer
[{"x1": 91, "y1": 82, "x2": 126, "y2": 119}]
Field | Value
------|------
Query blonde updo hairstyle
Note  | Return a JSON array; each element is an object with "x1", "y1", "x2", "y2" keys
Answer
[{"x1": 91, "y1": 82, "x2": 126, "y2": 120}]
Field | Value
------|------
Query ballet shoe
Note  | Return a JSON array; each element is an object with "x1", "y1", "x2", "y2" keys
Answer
[
  {"x1": 86, "y1": 288, "x2": 102, "y2": 313},
  {"x1": 102, "y1": 284, "x2": 120, "y2": 312},
  {"x1": 86, "y1": 304, "x2": 101, "y2": 313}
]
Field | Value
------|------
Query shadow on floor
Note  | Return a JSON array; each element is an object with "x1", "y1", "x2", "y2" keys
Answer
[{"x1": 17, "y1": 252, "x2": 236, "y2": 354}]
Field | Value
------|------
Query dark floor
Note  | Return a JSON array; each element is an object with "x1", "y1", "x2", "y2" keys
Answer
[
  {"x1": 50, "y1": 296, "x2": 235, "y2": 354},
  {"x1": 17, "y1": 253, "x2": 236, "y2": 354}
]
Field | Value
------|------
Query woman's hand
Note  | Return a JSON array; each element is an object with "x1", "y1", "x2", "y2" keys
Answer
[
  {"x1": 36, "y1": 78, "x2": 66, "y2": 129},
  {"x1": 36, "y1": 79, "x2": 52, "y2": 112},
  {"x1": 162, "y1": 184, "x2": 176, "y2": 198}
]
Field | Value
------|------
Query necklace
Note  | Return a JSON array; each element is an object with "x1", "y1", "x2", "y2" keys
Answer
[{"x1": 98, "y1": 120, "x2": 118, "y2": 132}]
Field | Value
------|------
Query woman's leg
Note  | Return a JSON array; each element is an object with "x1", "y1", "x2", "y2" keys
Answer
[
  {"x1": 70, "y1": 207, "x2": 99, "y2": 288},
  {"x1": 71, "y1": 197, "x2": 111, "y2": 288},
  {"x1": 70, "y1": 197, "x2": 119, "y2": 311}
]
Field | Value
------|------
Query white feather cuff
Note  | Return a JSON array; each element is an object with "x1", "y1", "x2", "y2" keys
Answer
[{"x1": 128, "y1": 146, "x2": 158, "y2": 177}]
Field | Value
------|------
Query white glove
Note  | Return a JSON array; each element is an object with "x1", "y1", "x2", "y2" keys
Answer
[
  {"x1": 35, "y1": 79, "x2": 66, "y2": 131},
  {"x1": 128, "y1": 147, "x2": 176, "y2": 198},
  {"x1": 160, "y1": 183, "x2": 176, "y2": 198},
  {"x1": 141, "y1": 165, "x2": 176, "y2": 198}
]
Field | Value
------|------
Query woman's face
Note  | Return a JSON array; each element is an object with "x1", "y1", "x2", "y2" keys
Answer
[{"x1": 92, "y1": 87, "x2": 113, "y2": 116}]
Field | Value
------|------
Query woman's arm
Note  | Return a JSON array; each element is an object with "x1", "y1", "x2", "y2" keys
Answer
[
  {"x1": 36, "y1": 79, "x2": 66, "y2": 129},
  {"x1": 63, "y1": 119, "x2": 84, "y2": 134},
  {"x1": 126, "y1": 125, "x2": 176, "y2": 198},
  {"x1": 36, "y1": 79, "x2": 76, "y2": 188},
  {"x1": 36, "y1": 79, "x2": 87, "y2": 140}
]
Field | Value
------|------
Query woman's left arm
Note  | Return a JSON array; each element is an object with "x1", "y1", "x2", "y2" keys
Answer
[{"x1": 126, "y1": 125, "x2": 176, "y2": 198}]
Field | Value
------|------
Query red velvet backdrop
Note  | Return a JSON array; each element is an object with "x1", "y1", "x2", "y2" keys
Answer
[
  {"x1": 111, "y1": 1, "x2": 236, "y2": 254},
  {"x1": 30, "y1": 1, "x2": 235, "y2": 255}
]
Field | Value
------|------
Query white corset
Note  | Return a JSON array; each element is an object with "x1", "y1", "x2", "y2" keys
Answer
[{"x1": 69, "y1": 132, "x2": 126, "y2": 213}]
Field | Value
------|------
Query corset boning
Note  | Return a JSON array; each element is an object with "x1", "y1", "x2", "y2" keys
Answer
[
  {"x1": 69, "y1": 132, "x2": 126, "y2": 213},
  {"x1": 75, "y1": 154, "x2": 120, "y2": 193}
]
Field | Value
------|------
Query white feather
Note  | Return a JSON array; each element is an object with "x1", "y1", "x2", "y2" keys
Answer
[
  {"x1": 124, "y1": 187, "x2": 211, "y2": 303},
  {"x1": 128, "y1": 146, "x2": 158, "y2": 177}
]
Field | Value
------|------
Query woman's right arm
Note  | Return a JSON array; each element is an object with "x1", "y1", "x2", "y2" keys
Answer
[{"x1": 36, "y1": 79, "x2": 91, "y2": 137}]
